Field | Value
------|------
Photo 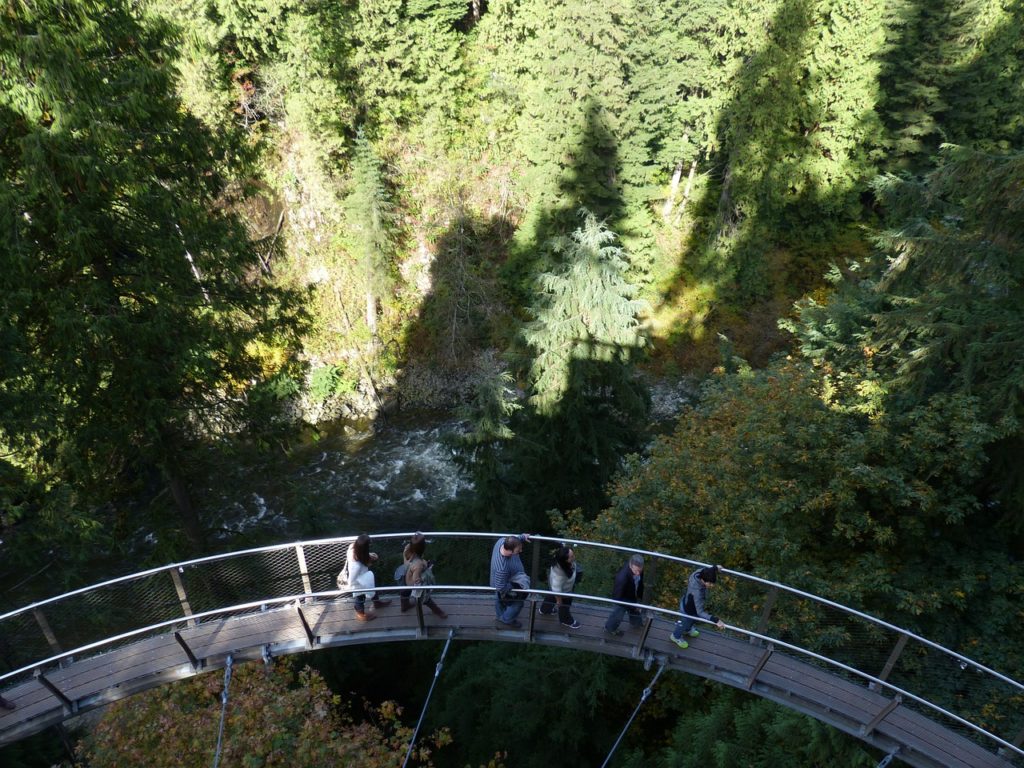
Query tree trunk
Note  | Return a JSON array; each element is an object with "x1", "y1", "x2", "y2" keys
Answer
[{"x1": 662, "y1": 161, "x2": 685, "y2": 220}]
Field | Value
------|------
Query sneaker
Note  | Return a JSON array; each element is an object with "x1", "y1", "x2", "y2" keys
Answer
[
  {"x1": 355, "y1": 611, "x2": 375, "y2": 622},
  {"x1": 497, "y1": 619, "x2": 522, "y2": 629},
  {"x1": 687, "y1": 628, "x2": 700, "y2": 638},
  {"x1": 605, "y1": 627, "x2": 624, "y2": 637},
  {"x1": 0, "y1": 697, "x2": 14, "y2": 711},
  {"x1": 561, "y1": 619, "x2": 581, "y2": 629},
  {"x1": 670, "y1": 633, "x2": 689, "y2": 650}
]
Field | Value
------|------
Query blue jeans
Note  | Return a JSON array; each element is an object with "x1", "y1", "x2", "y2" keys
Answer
[
  {"x1": 495, "y1": 592, "x2": 524, "y2": 624},
  {"x1": 604, "y1": 604, "x2": 643, "y2": 632},
  {"x1": 672, "y1": 596, "x2": 697, "y2": 639}
]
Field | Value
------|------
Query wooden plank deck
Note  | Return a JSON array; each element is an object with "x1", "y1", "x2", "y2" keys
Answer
[{"x1": 0, "y1": 594, "x2": 1016, "y2": 768}]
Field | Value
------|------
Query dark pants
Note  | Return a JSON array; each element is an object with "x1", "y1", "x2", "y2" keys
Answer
[
  {"x1": 604, "y1": 604, "x2": 643, "y2": 632},
  {"x1": 540, "y1": 594, "x2": 574, "y2": 623}
]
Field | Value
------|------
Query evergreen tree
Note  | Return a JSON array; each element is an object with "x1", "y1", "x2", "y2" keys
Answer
[
  {"x1": 515, "y1": 211, "x2": 648, "y2": 519},
  {"x1": 790, "y1": 146, "x2": 1024, "y2": 536},
  {"x1": 343, "y1": 131, "x2": 395, "y2": 339},
  {"x1": 0, "y1": 0, "x2": 304, "y2": 550}
]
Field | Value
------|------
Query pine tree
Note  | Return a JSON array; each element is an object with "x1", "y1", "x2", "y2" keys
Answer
[
  {"x1": 788, "y1": 146, "x2": 1024, "y2": 536},
  {"x1": 343, "y1": 131, "x2": 395, "y2": 339},
  {"x1": 515, "y1": 210, "x2": 649, "y2": 517},
  {"x1": 0, "y1": 0, "x2": 304, "y2": 549}
]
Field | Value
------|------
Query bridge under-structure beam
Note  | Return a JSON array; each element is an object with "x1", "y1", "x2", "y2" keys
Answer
[{"x1": 0, "y1": 591, "x2": 1015, "y2": 768}]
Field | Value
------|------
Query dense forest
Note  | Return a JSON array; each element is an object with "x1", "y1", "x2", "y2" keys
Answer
[{"x1": 1, "y1": 0, "x2": 1022, "y2": 764}]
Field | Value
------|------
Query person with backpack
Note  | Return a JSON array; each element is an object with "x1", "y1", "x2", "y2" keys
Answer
[
  {"x1": 671, "y1": 564, "x2": 725, "y2": 649},
  {"x1": 398, "y1": 532, "x2": 447, "y2": 619},
  {"x1": 539, "y1": 545, "x2": 580, "y2": 629}
]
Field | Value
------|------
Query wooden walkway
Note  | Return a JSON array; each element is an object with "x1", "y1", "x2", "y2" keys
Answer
[{"x1": 0, "y1": 593, "x2": 1014, "y2": 767}]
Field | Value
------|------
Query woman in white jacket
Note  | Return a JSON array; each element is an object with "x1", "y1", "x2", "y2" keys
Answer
[
  {"x1": 539, "y1": 545, "x2": 580, "y2": 629},
  {"x1": 339, "y1": 534, "x2": 392, "y2": 621}
]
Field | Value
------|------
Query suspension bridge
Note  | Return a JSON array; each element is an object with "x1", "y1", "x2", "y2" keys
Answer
[{"x1": 0, "y1": 532, "x2": 1021, "y2": 767}]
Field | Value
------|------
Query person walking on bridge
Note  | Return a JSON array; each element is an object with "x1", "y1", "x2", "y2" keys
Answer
[
  {"x1": 338, "y1": 534, "x2": 392, "y2": 621},
  {"x1": 490, "y1": 534, "x2": 531, "y2": 628},
  {"x1": 604, "y1": 554, "x2": 645, "y2": 636},
  {"x1": 539, "y1": 545, "x2": 581, "y2": 629},
  {"x1": 671, "y1": 564, "x2": 725, "y2": 649},
  {"x1": 400, "y1": 532, "x2": 447, "y2": 619}
]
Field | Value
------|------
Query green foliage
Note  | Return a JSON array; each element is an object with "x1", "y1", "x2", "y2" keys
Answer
[
  {"x1": 788, "y1": 146, "x2": 1024, "y2": 533},
  {"x1": 0, "y1": 0, "x2": 305, "y2": 547},
  {"x1": 308, "y1": 363, "x2": 358, "y2": 402},
  {"x1": 344, "y1": 131, "x2": 396, "y2": 335},
  {"x1": 511, "y1": 211, "x2": 649, "y2": 519},
  {"x1": 573, "y1": 362, "x2": 998, "y2": 631},
  {"x1": 659, "y1": 692, "x2": 874, "y2": 768},
  {"x1": 428, "y1": 643, "x2": 632, "y2": 768},
  {"x1": 80, "y1": 656, "x2": 451, "y2": 766}
]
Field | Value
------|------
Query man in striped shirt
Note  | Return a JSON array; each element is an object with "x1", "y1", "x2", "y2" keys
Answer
[{"x1": 490, "y1": 534, "x2": 532, "y2": 628}]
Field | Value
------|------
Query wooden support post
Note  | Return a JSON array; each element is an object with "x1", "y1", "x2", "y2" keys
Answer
[
  {"x1": 415, "y1": 597, "x2": 426, "y2": 636},
  {"x1": 32, "y1": 608, "x2": 62, "y2": 656},
  {"x1": 870, "y1": 634, "x2": 908, "y2": 691},
  {"x1": 295, "y1": 605, "x2": 316, "y2": 648},
  {"x1": 750, "y1": 587, "x2": 779, "y2": 644},
  {"x1": 1012, "y1": 724, "x2": 1024, "y2": 749},
  {"x1": 526, "y1": 599, "x2": 536, "y2": 640},
  {"x1": 530, "y1": 544, "x2": 540, "y2": 588},
  {"x1": 295, "y1": 545, "x2": 313, "y2": 598},
  {"x1": 746, "y1": 644, "x2": 774, "y2": 690},
  {"x1": 174, "y1": 632, "x2": 201, "y2": 670},
  {"x1": 645, "y1": 559, "x2": 656, "y2": 596},
  {"x1": 35, "y1": 670, "x2": 73, "y2": 712},
  {"x1": 168, "y1": 568, "x2": 195, "y2": 628},
  {"x1": 862, "y1": 695, "x2": 902, "y2": 737},
  {"x1": 633, "y1": 615, "x2": 654, "y2": 658}
]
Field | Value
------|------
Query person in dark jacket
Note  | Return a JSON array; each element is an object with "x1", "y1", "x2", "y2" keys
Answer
[
  {"x1": 671, "y1": 564, "x2": 725, "y2": 649},
  {"x1": 604, "y1": 554, "x2": 645, "y2": 636}
]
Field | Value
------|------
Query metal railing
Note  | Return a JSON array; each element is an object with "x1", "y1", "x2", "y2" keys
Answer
[{"x1": 0, "y1": 532, "x2": 1021, "y2": 761}]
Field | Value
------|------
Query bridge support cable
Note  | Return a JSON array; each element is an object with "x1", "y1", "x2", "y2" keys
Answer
[
  {"x1": 600, "y1": 662, "x2": 666, "y2": 768},
  {"x1": 402, "y1": 630, "x2": 455, "y2": 768},
  {"x1": 876, "y1": 747, "x2": 900, "y2": 767},
  {"x1": 212, "y1": 654, "x2": 234, "y2": 768}
]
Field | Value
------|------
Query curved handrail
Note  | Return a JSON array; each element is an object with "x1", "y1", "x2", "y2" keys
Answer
[{"x1": 0, "y1": 532, "x2": 1020, "y2": 760}]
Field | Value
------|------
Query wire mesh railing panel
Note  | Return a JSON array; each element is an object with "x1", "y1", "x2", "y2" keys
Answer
[
  {"x1": 0, "y1": 532, "x2": 1019, "y2": 763},
  {"x1": 179, "y1": 548, "x2": 302, "y2": 616},
  {"x1": 0, "y1": 611, "x2": 53, "y2": 678},
  {"x1": 887, "y1": 638, "x2": 1020, "y2": 747},
  {"x1": 50, "y1": 571, "x2": 184, "y2": 653},
  {"x1": 303, "y1": 541, "x2": 352, "y2": 594}
]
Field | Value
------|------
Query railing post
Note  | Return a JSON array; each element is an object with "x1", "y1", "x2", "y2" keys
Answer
[
  {"x1": 870, "y1": 633, "x2": 909, "y2": 691},
  {"x1": 746, "y1": 644, "x2": 774, "y2": 690},
  {"x1": 530, "y1": 543, "x2": 541, "y2": 588},
  {"x1": 168, "y1": 567, "x2": 196, "y2": 628},
  {"x1": 295, "y1": 545, "x2": 313, "y2": 599},
  {"x1": 295, "y1": 605, "x2": 316, "y2": 649},
  {"x1": 35, "y1": 670, "x2": 74, "y2": 712},
  {"x1": 174, "y1": 631, "x2": 202, "y2": 671},
  {"x1": 750, "y1": 586, "x2": 779, "y2": 645},
  {"x1": 862, "y1": 695, "x2": 902, "y2": 737},
  {"x1": 32, "y1": 608, "x2": 62, "y2": 656},
  {"x1": 634, "y1": 615, "x2": 653, "y2": 658}
]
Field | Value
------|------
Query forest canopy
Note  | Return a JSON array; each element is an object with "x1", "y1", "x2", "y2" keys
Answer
[{"x1": 1, "y1": 0, "x2": 1022, "y2": 765}]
